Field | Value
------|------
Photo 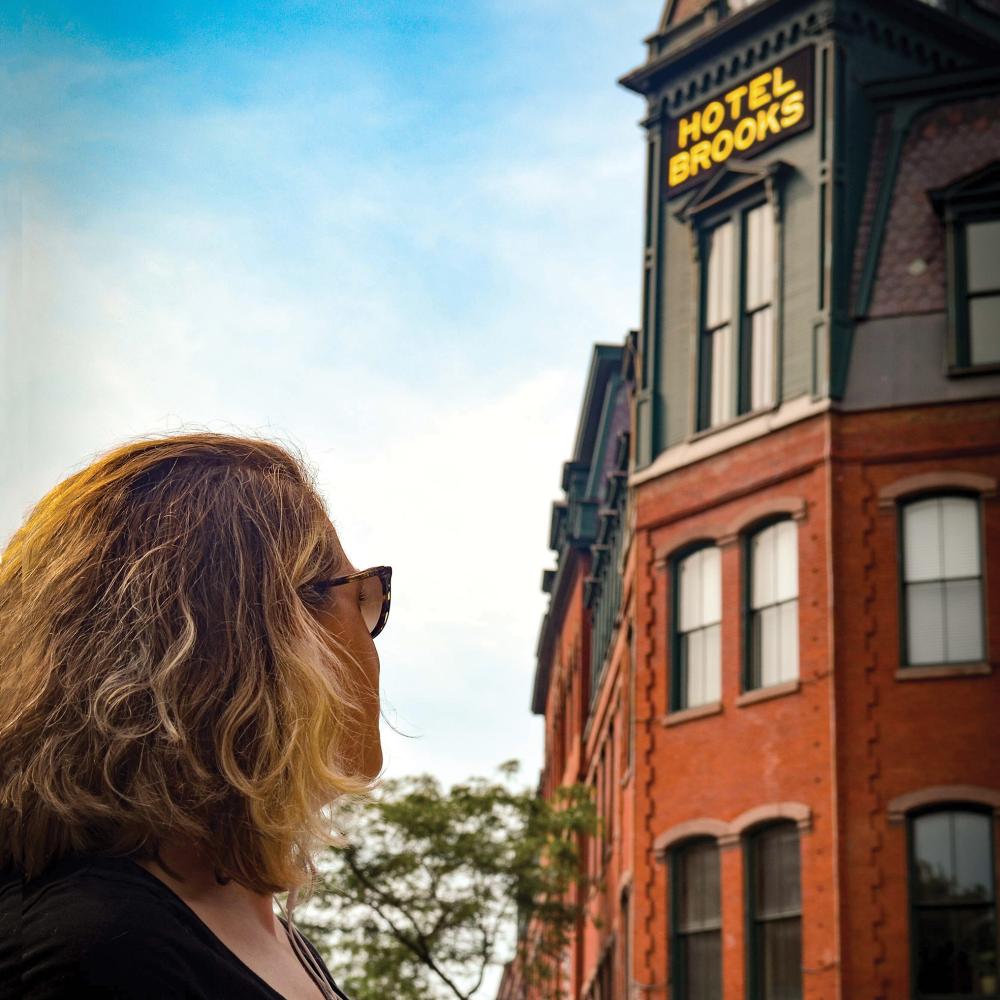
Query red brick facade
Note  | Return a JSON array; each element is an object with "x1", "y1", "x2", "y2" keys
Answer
[{"x1": 503, "y1": 2, "x2": 1000, "y2": 998}]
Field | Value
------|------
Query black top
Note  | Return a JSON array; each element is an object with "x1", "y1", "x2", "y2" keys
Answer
[{"x1": 0, "y1": 854, "x2": 353, "y2": 999}]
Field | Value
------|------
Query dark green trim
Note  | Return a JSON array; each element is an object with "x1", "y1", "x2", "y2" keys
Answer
[{"x1": 853, "y1": 106, "x2": 913, "y2": 319}]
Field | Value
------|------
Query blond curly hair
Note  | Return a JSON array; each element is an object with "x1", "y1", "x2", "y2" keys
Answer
[{"x1": 0, "y1": 432, "x2": 378, "y2": 894}]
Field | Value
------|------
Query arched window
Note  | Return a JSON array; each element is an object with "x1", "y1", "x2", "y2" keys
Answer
[
  {"x1": 910, "y1": 807, "x2": 998, "y2": 997},
  {"x1": 902, "y1": 495, "x2": 985, "y2": 666},
  {"x1": 673, "y1": 545, "x2": 722, "y2": 709},
  {"x1": 747, "y1": 822, "x2": 802, "y2": 1000},
  {"x1": 746, "y1": 519, "x2": 799, "y2": 690},
  {"x1": 671, "y1": 838, "x2": 722, "y2": 1000}
]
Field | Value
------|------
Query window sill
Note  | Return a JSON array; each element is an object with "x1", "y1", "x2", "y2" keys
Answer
[
  {"x1": 662, "y1": 701, "x2": 723, "y2": 727},
  {"x1": 688, "y1": 402, "x2": 780, "y2": 443},
  {"x1": 736, "y1": 679, "x2": 800, "y2": 706},
  {"x1": 948, "y1": 361, "x2": 1000, "y2": 378},
  {"x1": 895, "y1": 662, "x2": 992, "y2": 681}
]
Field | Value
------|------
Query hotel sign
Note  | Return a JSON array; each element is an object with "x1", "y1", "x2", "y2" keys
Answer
[{"x1": 665, "y1": 46, "x2": 814, "y2": 197}]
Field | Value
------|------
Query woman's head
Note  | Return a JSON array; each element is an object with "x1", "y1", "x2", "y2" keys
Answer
[{"x1": 0, "y1": 431, "x2": 383, "y2": 894}]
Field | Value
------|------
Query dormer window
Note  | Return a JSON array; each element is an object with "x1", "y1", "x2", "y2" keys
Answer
[{"x1": 930, "y1": 161, "x2": 1000, "y2": 373}]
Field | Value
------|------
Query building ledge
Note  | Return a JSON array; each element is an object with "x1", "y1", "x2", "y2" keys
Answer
[
  {"x1": 736, "y1": 679, "x2": 800, "y2": 706},
  {"x1": 630, "y1": 395, "x2": 830, "y2": 488},
  {"x1": 662, "y1": 701, "x2": 723, "y2": 727},
  {"x1": 895, "y1": 662, "x2": 992, "y2": 681}
]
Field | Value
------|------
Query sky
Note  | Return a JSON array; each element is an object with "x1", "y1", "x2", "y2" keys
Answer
[{"x1": 1, "y1": 0, "x2": 654, "y2": 805}]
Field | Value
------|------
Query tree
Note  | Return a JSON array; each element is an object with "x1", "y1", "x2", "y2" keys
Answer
[{"x1": 295, "y1": 760, "x2": 598, "y2": 1000}]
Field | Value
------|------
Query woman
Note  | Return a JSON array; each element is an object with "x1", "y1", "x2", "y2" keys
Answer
[{"x1": 0, "y1": 432, "x2": 391, "y2": 998}]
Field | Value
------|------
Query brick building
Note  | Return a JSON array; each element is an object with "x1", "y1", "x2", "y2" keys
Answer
[{"x1": 501, "y1": 1, "x2": 1000, "y2": 999}]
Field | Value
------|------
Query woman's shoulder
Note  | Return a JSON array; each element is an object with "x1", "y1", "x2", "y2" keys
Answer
[{"x1": 10, "y1": 854, "x2": 203, "y2": 998}]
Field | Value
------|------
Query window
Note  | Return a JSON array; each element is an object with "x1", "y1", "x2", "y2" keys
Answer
[
  {"x1": 910, "y1": 809, "x2": 998, "y2": 997},
  {"x1": 930, "y1": 162, "x2": 1000, "y2": 371},
  {"x1": 747, "y1": 520, "x2": 799, "y2": 689},
  {"x1": 902, "y1": 495, "x2": 985, "y2": 666},
  {"x1": 621, "y1": 889, "x2": 633, "y2": 1000},
  {"x1": 673, "y1": 546, "x2": 722, "y2": 709},
  {"x1": 672, "y1": 839, "x2": 722, "y2": 1000},
  {"x1": 748, "y1": 823, "x2": 802, "y2": 1000},
  {"x1": 963, "y1": 219, "x2": 1000, "y2": 366},
  {"x1": 698, "y1": 202, "x2": 776, "y2": 430}
]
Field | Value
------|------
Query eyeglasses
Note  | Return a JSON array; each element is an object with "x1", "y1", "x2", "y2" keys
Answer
[{"x1": 314, "y1": 565, "x2": 392, "y2": 638}]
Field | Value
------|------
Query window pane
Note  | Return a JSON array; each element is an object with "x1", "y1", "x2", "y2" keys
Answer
[
  {"x1": 967, "y1": 219, "x2": 1000, "y2": 293},
  {"x1": 942, "y1": 496, "x2": 980, "y2": 578},
  {"x1": 752, "y1": 527, "x2": 776, "y2": 609},
  {"x1": 701, "y1": 547, "x2": 721, "y2": 626},
  {"x1": 756, "y1": 825, "x2": 801, "y2": 919},
  {"x1": 754, "y1": 605, "x2": 781, "y2": 687},
  {"x1": 710, "y1": 325, "x2": 735, "y2": 426},
  {"x1": 759, "y1": 918, "x2": 803, "y2": 1000},
  {"x1": 750, "y1": 306, "x2": 775, "y2": 410},
  {"x1": 745, "y1": 204, "x2": 774, "y2": 311},
  {"x1": 707, "y1": 222, "x2": 733, "y2": 327},
  {"x1": 778, "y1": 600, "x2": 799, "y2": 683},
  {"x1": 684, "y1": 629, "x2": 706, "y2": 707},
  {"x1": 954, "y1": 812, "x2": 994, "y2": 902},
  {"x1": 774, "y1": 521, "x2": 798, "y2": 603},
  {"x1": 906, "y1": 581, "x2": 946, "y2": 665},
  {"x1": 904, "y1": 498, "x2": 943, "y2": 582},
  {"x1": 682, "y1": 932, "x2": 722, "y2": 1000},
  {"x1": 678, "y1": 841, "x2": 721, "y2": 930},
  {"x1": 970, "y1": 294, "x2": 1000, "y2": 366},
  {"x1": 955, "y1": 906, "x2": 1000, "y2": 994},
  {"x1": 914, "y1": 812, "x2": 955, "y2": 903},
  {"x1": 915, "y1": 908, "x2": 957, "y2": 994},
  {"x1": 945, "y1": 578, "x2": 985, "y2": 663},
  {"x1": 915, "y1": 907, "x2": 1000, "y2": 996},
  {"x1": 680, "y1": 553, "x2": 702, "y2": 633}
]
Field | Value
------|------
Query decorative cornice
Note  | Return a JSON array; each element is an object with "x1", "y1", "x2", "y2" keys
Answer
[
  {"x1": 653, "y1": 801, "x2": 813, "y2": 857},
  {"x1": 721, "y1": 495, "x2": 808, "y2": 536},
  {"x1": 653, "y1": 818, "x2": 730, "y2": 858},
  {"x1": 888, "y1": 785, "x2": 1000, "y2": 823},
  {"x1": 877, "y1": 470, "x2": 997, "y2": 508}
]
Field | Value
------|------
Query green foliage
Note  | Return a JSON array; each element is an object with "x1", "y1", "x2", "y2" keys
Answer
[{"x1": 295, "y1": 761, "x2": 598, "y2": 1000}]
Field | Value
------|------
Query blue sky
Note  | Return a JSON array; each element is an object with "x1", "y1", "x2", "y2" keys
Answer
[{"x1": 2, "y1": 0, "x2": 653, "y2": 813}]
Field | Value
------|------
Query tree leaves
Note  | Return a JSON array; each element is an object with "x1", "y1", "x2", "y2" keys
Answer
[{"x1": 296, "y1": 761, "x2": 598, "y2": 1000}]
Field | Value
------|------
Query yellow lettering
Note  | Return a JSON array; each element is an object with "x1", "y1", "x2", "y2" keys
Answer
[
  {"x1": 748, "y1": 71, "x2": 772, "y2": 111},
  {"x1": 710, "y1": 128, "x2": 734, "y2": 163},
  {"x1": 771, "y1": 66, "x2": 796, "y2": 97},
  {"x1": 690, "y1": 140, "x2": 712, "y2": 175},
  {"x1": 701, "y1": 101, "x2": 726, "y2": 135},
  {"x1": 756, "y1": 103, "x2": 782, "y2": 142},
  {"x1": 733, "y1": 117, "x2": 757, "y2": 150},
  {"x1": 669, "y1": 151, "x2": 691, "y2": 187},
  {"x1": 678, "y1": 112, "x2": 701, "y2": 150},
  {"x1": 724, "y1": 84, "x2": 748, "y2": 118},
  {"x1": 780, "y1": 90, "x2": 805, "y2": 128}
]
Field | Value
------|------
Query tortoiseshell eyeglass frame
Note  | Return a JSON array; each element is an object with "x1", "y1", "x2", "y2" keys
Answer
[{"x1": 314, "y1": 565, "x2": 392, "y2": 638}]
